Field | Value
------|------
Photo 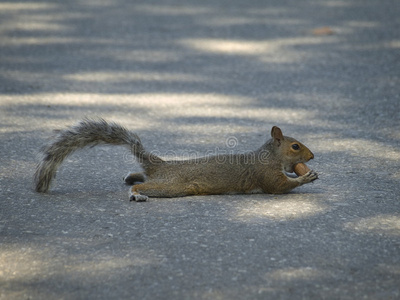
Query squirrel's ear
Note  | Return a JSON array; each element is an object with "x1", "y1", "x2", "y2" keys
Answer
[{"x1": 271, "y1": 126, "x2": 284, "y2": 146}]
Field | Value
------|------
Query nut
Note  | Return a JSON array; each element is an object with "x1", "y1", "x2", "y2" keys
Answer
[{"x1": 294, "y1": 163, "x2": 310, "y2": 176}]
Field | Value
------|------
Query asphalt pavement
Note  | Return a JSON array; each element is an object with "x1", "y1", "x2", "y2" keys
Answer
[{"x1": 1, "y1": 0, "x2": 399, "y2": 299}]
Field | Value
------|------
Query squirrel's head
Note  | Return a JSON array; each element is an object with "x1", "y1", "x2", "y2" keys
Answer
[{"x1": 271, "y1": 126, "x2": 314, "y2": 173}]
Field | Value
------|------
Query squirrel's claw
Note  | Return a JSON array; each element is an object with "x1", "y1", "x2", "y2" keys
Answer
[
  {"x1": 297, "y1": 170, "x2": 318, "y2": 185},
  {"x1": 307, "y1": 170, "x2": 319, "y2": 181}
]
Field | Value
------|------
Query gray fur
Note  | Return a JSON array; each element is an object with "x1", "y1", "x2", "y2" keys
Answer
[{"x1": 34, "y1": 118, "x2": 160, "y2": 193}]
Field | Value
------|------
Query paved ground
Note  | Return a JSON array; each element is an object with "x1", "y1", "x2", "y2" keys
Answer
[{"x1": 1, "y1": 0, "x2": 400, "y2": 299}]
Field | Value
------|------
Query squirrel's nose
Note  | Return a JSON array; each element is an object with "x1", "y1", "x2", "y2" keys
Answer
[{"x1": 310, "y1": 152, "x2": 314, "y2": 160}]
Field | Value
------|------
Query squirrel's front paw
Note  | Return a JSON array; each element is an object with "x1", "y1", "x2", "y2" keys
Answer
[
  {"x1": 129, "y1": 194, "x2": 148, "y2": 202},
  {"x1": 298, "y1": 170, "x2": 318, "y2": 184}
]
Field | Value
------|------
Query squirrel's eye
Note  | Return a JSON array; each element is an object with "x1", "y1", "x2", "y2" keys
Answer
[{"x1": 292, "y1": 144, "x2": 300, "y2": 150}]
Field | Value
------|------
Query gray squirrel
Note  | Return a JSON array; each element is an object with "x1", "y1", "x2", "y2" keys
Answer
[{"x1": 34, "y1": 119, "x2": 318, "y2": 201}]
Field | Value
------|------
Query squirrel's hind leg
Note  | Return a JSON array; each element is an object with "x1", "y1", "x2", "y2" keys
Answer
[
  {"x1": 129, "y1": 187, "x2": 149, "y2": 202},
  {"x1": 129, "y1": 180, "x2": 192, "y2": 201},
  {"x1": 124, "y1": 172, "x2": 146, "y2": 185}
]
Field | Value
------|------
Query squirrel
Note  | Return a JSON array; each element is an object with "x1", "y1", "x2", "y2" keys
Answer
[{"x1": 34, "y1": 118, "x2": 318, "y2": 201}]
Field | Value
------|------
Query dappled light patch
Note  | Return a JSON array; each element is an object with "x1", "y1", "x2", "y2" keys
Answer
[
  {"x1": 344, "y1": 215, "x2": 400, "y2": 237},
  {"x1": 64, "y1": 71, "x2": 204, "y2": 83},
  {"x1": 387, "y1": 40, "x2": 400, "y2": 49},
  {"x1": 267, "y1": 267, "x2": 325, "y2": 281},
  {"x1": 235, "y1": 198, "x2": 328, "y2": 222},
  {"x1": 313, "y1": 137, "x2": 400, "y2": 162},
  {"x1": 134, "y1": 4, "x2": 211, "y2": 16},
  {"x1": 0, "y1": 2, "x2": 58, "y2": 11},
  {"x1": 0, "y1": 242, "x2": 160, "y2": 284},
  {"x1": 179, "y1": 37, "x2": 337, "y2": 62}
]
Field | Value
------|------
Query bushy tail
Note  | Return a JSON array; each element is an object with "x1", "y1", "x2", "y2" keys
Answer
[{"x1": 34, "y1": 118, "x2": 162, "y2": 193}]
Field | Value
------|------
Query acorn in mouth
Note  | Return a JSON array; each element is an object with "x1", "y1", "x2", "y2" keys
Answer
[{"x1": 293, "y1": 163, "x2": 311, "y2": 176}]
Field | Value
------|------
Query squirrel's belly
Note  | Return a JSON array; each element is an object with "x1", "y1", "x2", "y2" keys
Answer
[{"x1": 247, "y1": 188, "x2": 263, "y2": 194}]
